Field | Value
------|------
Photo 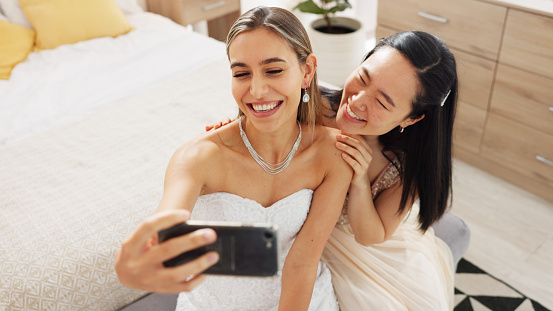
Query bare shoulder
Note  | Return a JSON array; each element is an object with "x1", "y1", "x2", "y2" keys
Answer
[
  {"x1": 168, "y1": 131, "x2": 227, "y2": 181},
  {"x1": 311, "y1": 125, "x2": 351, "y2": 174},
  {"x1": 312, "y1": 125, "x2": 341, "y2": 155},
  {"x1": 174, "y1": 121, "x2": 239, "y2": 160}
]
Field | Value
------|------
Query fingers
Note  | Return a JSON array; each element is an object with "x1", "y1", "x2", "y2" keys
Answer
[
  {"x1": 160, "y1": 251, "x2": 220, "y2": 284},
  {"x1": 115, "y1": 209, "x2": 221, "y2": 293},
  {"x1": 335, "y1": 134, "x2": 373, "y2": 186},
  {"x1": 337, "y1": 133, "x2": 372, "y2": 154},
  {"x1": 205, "y1": 117, "x2": 234, "y2": 132},
  {"x1": 205, "y1": 122, "x2": 222, "y2": 131},
  {"x1": 144, "y1": 228, "x2": 218, "y2": 265},
  {"x1": 335, "y1": 134, "x2": 372, "y2": 165},
  {"x1": 222, "y1": 117, "x2": 232, "y2": 125},
  {"x1": 121, "y1": 210, "x2": 190, "y2": 257}
]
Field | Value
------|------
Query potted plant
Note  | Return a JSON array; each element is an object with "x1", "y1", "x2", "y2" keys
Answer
[{"x1": 294, "y1": 0, "x2": 366, "y2": 87}]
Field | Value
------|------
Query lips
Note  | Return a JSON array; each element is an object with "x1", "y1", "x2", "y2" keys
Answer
[
  {"x1": 251, "y1": 101, "x2": 280, "y2": 112},
  {"x1": 247, "y1": 101, "x2": 282, "y2": 117},
  {"x1": 344, "y1": 103, "x2": 366, "y2": 122}
]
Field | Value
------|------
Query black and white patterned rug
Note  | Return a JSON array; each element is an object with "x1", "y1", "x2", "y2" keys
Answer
[{"x1": 454, "y1": 259, "x2": 550, "y2": 311}]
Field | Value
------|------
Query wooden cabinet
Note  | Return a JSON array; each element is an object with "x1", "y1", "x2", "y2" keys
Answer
[
  {"x1": 500, "y1": 9, "x2": 553, "y2": 78},
  {"x1": 147, "y1": 0, "x2": 240, "y2": 41},
  {"x1": 377, "y1": 0, "x2": 553, "y2": 202},
  {"x1": 377, "y1": 0, "x2": 506, "y2": 60}
]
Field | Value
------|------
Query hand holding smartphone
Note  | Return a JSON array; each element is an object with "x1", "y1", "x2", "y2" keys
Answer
[{"x1": 158, "y1": 220, "x2": 280, "y2": 277}]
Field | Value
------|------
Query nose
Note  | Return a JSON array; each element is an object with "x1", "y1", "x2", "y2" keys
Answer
[
  {"x1": 350, "y1": 90, "x2": 368, "y2": 112},
  {"x1": 249, "y1": 76, "x2": 269, "y2": 99}
]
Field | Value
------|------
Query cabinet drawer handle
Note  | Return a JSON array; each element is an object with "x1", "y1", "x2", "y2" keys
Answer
[
  {"x1": 549, "y1": 107, "x2": 553, "y2": 112},
  {"x1": 536, "y1": 155, "x2": 553, "y2": 167},
  {"x1": 417, "y1": 11, "x2": 449, "y2": 23},
  {"x1": 203, "y1": 1, "x2": 225, "y2": 11}
]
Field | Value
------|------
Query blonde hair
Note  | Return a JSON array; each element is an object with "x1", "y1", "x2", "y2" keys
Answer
[{"x1": 226, "y1": 6, "x2": 323, "y2": 129}]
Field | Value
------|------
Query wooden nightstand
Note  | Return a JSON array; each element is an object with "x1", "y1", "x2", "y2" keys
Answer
[{"x1": 147, "y1": 0, "x2": 241, "y2": 41}]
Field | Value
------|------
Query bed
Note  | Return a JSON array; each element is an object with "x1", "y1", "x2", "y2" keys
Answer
[{"x1": 0, "y1": 1, "x2": 237, "y2": 310}]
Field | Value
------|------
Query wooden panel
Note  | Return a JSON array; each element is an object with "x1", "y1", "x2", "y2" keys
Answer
[
  {"x1": 375, "y1": 25, "x2": 397, "y2": 41},
  {"x1": 500, "y1": 9, "x2": 553, "y2": 79},
  {"x1": 481, "y1": 114, "x2": 553, "y2": 186},
  {"x1": 491, "y1": 64, "x2": 553, "y2": 135},
  {"x1": 454, "y1": 49, "x2": 496, "y2": 111},
  {"x1": 377, "y1": 0, "x2": 506, "y2": 60},
  {"x1": 479, "y1": 0, "x2": 553, "y2": 17},
  {"x1": 147, "y1": 0, "x2": 240, "y2": 26},
  {"x1": 455, "y1": 147, "x2": 553, "y2": 203},
  {"x1": 453, "y1": 101, "x2": 487, "y2": 153},
  {"x1": 180, "y1": 0, "x2": 240, "y2": 25},
  {"x1": 207, "y1": 10, "x2": 240, "y2": 42},
  {"x1": 147, "y1": 0, "x2": 186, "y2": 24}
]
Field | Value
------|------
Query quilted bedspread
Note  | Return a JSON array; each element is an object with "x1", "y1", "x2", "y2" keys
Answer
[{"x1": 0, "y1": 58, "x2": 236, "y2": 310}]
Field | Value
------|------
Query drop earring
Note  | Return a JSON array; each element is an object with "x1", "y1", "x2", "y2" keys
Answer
[
  {"x1": 302, "y1": 88, "x2": 310, "y2": 103},
  {"x1": 400, "y1": 127, "x2": 405, "y2": 133}
]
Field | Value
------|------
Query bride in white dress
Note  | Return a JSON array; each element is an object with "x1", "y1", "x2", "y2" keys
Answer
[
  {"x1": 177, "y1": 189, "x2": 337, "y2": 310},
  {"x1": 130, "y1": 7, "x2": 351, "y2": 311}
]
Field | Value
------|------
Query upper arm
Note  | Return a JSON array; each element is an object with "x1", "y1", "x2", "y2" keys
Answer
[
  {"x1": 373, "y1": 182, "x2": 415, "y2": 240},
  {"x1": 288, "y1": 145, "x2": 352, "y2": 266},
  {"x1": 155, "y1": 140, "x2": 217, "y2": 214}
]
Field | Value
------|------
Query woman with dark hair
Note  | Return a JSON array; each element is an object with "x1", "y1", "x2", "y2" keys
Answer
[{"x1": 320, "y1": 31, "x2": 457, "y2": 310}]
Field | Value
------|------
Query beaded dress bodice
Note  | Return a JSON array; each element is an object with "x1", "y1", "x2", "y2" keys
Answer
[{"x1": 337, "y1": 158, "x2": 401, "y2": 225}]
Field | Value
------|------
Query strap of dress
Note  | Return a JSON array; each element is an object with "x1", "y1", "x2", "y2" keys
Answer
[{"x1": 371, "y1": 158, "x2": 401, "y2": 199}]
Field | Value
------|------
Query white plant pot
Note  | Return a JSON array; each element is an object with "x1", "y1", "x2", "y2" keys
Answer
[{"x1": 309, "y1": 17, "x2": 366, "y2": 88}]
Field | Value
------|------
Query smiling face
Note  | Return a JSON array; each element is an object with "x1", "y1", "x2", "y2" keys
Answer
[
  {"x1": 229, "y1": 28, "x2": 310, "y2": 132},
  {"x1": 336, "y1": 46, "x2": 422, "y2": 136}
]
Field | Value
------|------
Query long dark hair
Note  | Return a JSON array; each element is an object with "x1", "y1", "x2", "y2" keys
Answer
[{"x1": 323, "y1": 31, "x2": 458, "y2": 231}]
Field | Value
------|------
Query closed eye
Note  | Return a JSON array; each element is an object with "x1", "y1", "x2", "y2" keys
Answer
[
  {"x1": 267, "y1": 69, "x2": 283, "y2": 75},
  {"x1": 358, "y1": 72, "x2": 366, "y2": 86},
  {"x1": 377, "y1": 99, "x2": 388, "y2": 110},
  {"x1": 233, "y1": 72, "x2": 250, "y2": 78}
]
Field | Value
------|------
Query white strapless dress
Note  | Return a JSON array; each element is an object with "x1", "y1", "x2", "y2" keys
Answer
[{"x1": 176, "y1": 189, "x2": 339, "y2": 311}]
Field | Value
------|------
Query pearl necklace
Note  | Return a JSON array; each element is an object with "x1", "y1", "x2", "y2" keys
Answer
[{"x1": 239, "y1": 116, "x2": 301, "y2": 175}]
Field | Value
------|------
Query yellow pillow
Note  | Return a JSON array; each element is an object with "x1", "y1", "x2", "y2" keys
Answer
[
  {"x1": 19, "y1": 0, "x2": 134, "y2": 50},
  {"x1": 0, "y1": 19, "x2": 35, "y2": 79}
]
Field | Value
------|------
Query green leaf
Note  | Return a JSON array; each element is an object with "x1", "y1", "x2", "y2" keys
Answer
[
  {"x1": 328, "y1": 3, "x2": 352, "y2": 13},
  {"x1": 293, "y1": 1, "x2": 328, "y2": 15}
]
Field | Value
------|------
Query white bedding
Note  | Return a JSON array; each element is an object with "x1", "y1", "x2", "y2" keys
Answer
[
  {"x1": 0, "y1": 11, "x2": 237, "y2": 311},
  {"x1": 0, "y1": 12, "x2": 227, "y2": 145}
]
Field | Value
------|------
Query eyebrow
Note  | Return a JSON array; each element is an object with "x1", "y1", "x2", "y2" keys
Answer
[
  {"x1": 230, "y1": 57, "x2": 286, "y2": 69},
  {"x1": 361, "y1": 67, "x2": 396, "y2": 108}
]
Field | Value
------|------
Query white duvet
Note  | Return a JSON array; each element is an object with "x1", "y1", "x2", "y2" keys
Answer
[
  {"x1": 0, "y1": 12, "x2": 227, "y2": 144},
  {"x1": 0, "y1": 12, "x2": 237, "y2": 306}
]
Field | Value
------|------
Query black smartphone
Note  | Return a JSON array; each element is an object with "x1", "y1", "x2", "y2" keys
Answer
[{"x1": 158, "y1": 220, "x2": 280, "y2": 277}]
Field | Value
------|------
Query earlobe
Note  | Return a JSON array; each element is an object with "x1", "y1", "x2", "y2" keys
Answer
[{"x1": 401, "y1": 114, "x2": 425, "y2": 129}]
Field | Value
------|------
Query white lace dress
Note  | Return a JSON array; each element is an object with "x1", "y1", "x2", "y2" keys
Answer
[{"x1": 176, "y1": 189, "x2": 339, "y2": 311}]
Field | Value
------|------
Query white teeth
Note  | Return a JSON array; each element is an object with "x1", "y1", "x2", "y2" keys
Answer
[
  {"x1": 346, "y1": 104, "x2": 364, "y2": 121},
  {"x1": 253, "y1": 102, "x2": 278, "y2": 112}
]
